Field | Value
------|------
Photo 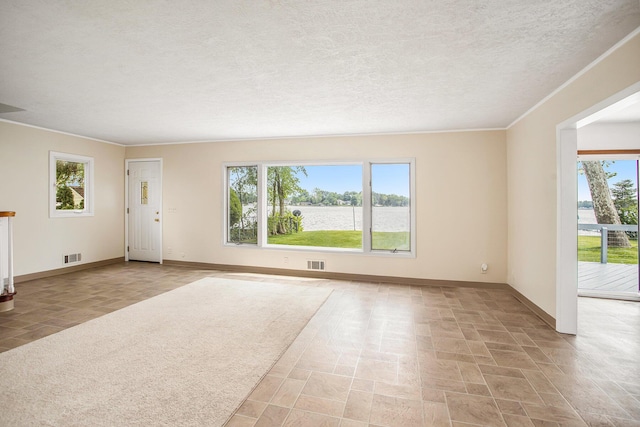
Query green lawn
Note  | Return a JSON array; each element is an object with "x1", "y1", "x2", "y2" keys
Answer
[
  {"x1": 578, "y1": 235, "x2": 638, "y2": 264},
  {"x1": 267, "y1": 230, "x2": 410, "y2": 251}
]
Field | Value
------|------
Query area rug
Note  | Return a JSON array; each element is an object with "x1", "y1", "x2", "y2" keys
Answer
[{"x1": 0, "y1": 278, "x2": 331, "y2": 426}]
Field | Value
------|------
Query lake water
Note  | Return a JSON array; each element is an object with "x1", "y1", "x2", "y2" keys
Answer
[
  {"x1": 578, "y1": 208, "x2": 596, "y2": 224},
  {"x1": 288, "y1": 205, "x2": 410, "y2": 232},
  {"x1": 247, "y1": 205, "x2": 410, "y2": 232}
]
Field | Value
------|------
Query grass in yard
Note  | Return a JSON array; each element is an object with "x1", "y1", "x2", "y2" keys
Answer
[
  {"x1": 267, "y1": 230, "x2": 410, "y2": 251},
  {"x1": 268, "y1": 230, "x2": 362, "y2": 248},
  {"x1": 578, "y1": 235, "x2": 638, "y2": 264}
]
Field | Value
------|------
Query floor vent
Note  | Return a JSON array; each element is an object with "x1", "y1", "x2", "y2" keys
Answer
[
  {"x1": 307, "y1": 260, "x2": 325, "y2": 271},
  {"x1": 63, "y1": 253, "x2": 82, "y2": 264}
]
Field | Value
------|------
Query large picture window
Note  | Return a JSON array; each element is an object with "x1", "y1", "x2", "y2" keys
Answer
[
  {"x1": 267, "y1": 165, "x2": 363, "y2": 249},
  {"x1": 49, "y1": 151, "x2": 94, "y2": 218},
  {"x1": 224, "y1": 160, "x2": 415, "y2": 255}
]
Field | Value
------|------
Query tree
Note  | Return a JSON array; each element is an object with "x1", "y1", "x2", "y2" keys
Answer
[
  {"x1": 611, "y1": 179, "x2": 638, "y2": 236},
  {"x1": 56, "y1": 185, "x2": 74, "y2": 209},
  {"x1": 581, "y1": 161, "x2": 630, "y2": 247},
  {"x1": 229, "y1": 188, "x2": 242, "y2": 227},
  {"x1": 267, "y1": 166, "x2": 307, "y2": 234},
  {"x1": 228, "y1": 167, "x2": 258, "y2": 242}
]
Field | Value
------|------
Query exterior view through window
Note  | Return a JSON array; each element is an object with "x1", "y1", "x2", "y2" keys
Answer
[
  {"x1": 225, "y1": 160, "x2": 414, "y2": 254},
  {"x1": 372, "y1": 163, "x2": 411, "y2": 251},
  {"x1": 227, "y1": 166, "x2": 258, "y2": 244},
  {"x1": 56, "y1": 160, "x2": 85, "y2": 210},
  {"x1": 50, "y1": 151, "x2": 94, "y2": 217},
  {"x1": 267, "y1": 165, "x2": 363, "y2": 249},
  {"x1": 577, "y1": 159, "x2": 639, "y2": 296}
]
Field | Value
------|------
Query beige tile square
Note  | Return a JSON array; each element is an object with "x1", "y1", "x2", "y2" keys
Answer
[
  {"x1": 288, "y1": 368, "x2": 312, "y2": 381},
  {"x1": 354, "y1": 357, "x2": 397, "y2": 383},
  {"x1": 294, "y1": 395, "x2": 345, "y2": 418},
  {"x1": 282, "y1": 409, "x2": 340, "y2": 427},
  {"x1": 484, "y1": 374, "x2": 544, "y2": 404},
  {"x1": 423, "y1": 400, "x2": 451, "y2": 427},
  {"x1": 301, "y1": 372, "x2": 352, "y2": 402},
  {"x1": 502, "y1": 413, "x2": 536, "y2": 426},
  {"x1": 374, "y1": 381, "x2": 421, "y2": 400},
  {"x1": 254, "y1": 405, "x2": 290, "y2": 427},
  {"x1": 369, "y1": 394, "x2": 423, "y2": 427},
  {"x1": 226, "y1": 414, "x2": 257, "y2": 427},
  {"x1": 342, "y1": 390, "x2": 373, "y2": 422},
  {"x1": 338, "y1": 419, "x2": 368, "y2": 427},
  {"x1": 495, "y1": 399, "x2": 527, "y2": 416},
  {"x1": 521, "y1": 403, "x2": 585, "y2": 425},
  {"x1": 445, "y1": 392, "x2": 505, "y2": 427},
  {"x1": 271, "y1": 378, "x2": 305, "y2": 408},
  {"x1": 350, "y1": 378, "x2": 374, "y2": 392},
  {"x1": 420, "y1": 357, "x2": 463, "y2": 382},
  {"x1": 489, "y1": 349, "x2": 539, "y2": 370},
  {"x1": 249, "y1": 375, "x2": 285, "y2": 402},
  {"x1": 237, "y1": 400, "x2": 268, "y2": 418}
]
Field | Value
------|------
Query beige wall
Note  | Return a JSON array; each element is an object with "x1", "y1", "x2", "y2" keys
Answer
[
  {"x1": 126, "y1": 131, "x2": 508, "y2": 284},
  {"x1": 507, "y1": 32, "x2": 640, "y2": 317},
  {"x1": 578, "y1": 122, "x2": 640, "y2": 150},
  {"x1": 0, "y1": 121, "x2": 125, "y2": 276}
]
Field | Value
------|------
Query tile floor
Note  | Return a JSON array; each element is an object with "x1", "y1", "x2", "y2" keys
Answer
[{"x1": 1, "y1": 262, "x2": 639, "y2": 426}]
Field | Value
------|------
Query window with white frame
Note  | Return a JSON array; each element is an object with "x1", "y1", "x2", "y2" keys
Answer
[
  {"x1": 49, "y1": 151, "x2": 94, "y2": 217},
  {"x1": 224, "y1": 160, "x2": 415, "y2": 255}
]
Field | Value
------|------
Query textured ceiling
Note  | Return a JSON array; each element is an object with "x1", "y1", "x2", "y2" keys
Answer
[{"x1": 0, "y1": 1, "x2": 639, "y2": 145}]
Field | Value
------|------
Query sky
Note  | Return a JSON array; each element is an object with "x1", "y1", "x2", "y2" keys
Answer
[
  {"x1": 578, "y1": 160, "x2": 638, "y2": 201},
  {"x1": 295, "y1": 164, "x2": 410, "y2": 197}
]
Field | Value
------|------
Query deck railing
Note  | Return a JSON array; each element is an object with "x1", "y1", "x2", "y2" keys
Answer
[{"x1": 578, "y1": 223, "x2": 638, "y2": 263}]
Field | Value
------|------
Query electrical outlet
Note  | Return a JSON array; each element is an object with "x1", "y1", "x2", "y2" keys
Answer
[
  {"x1": 167, "y1": 247, "x2": 173, "y2": 254},
  {"x1": 284, "y1": 257, "x2": 289, "y2": 264},
  {"x1": 481, "y1": 263, "x2": 488, "y2": 274}
]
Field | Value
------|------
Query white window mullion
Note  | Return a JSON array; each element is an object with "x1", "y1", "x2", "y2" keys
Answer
[
  {"x1": 257, "y1": 164, "x2": 267, "y2": 247},
  {"x1": 362, "y1": 162, "x2": 372, "y2": 253},
  {"x1": 409, "y1": 159, "x2": 417, "y2": 255}
]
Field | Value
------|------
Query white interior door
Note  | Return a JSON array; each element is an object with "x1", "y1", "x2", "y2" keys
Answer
[{"x1": 128, "y1": 160, "x2": 162, "y2": 262}]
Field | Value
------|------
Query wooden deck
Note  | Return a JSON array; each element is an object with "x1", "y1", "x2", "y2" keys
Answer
[{"x1": 578, "y1": 262, "x2": 639, "y2": 294}]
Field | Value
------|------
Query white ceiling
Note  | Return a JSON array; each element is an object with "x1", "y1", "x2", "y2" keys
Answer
[{"x1": 1, "y1": 1, "x2": 639, "y2": 145}]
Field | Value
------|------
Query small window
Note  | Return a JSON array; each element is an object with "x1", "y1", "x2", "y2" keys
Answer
[
  {"x1": 227, "y1": 166, "x2": 258, "y2": 244},
  {"x1": 50, "y1": 152, "x2": 94, "y2": 217}
]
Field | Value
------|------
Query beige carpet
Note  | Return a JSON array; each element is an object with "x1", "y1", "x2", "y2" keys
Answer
[{"x1": 0, "y1": 278, "x2": 331, "y2": 426}]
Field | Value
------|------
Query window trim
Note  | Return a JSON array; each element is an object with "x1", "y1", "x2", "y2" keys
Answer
[
  {"x1": 223, "y1": 159, "x2": 415, "y2": 257},
  {"x1": 49, "y1": 151, "x2": 94, "y2": 218}
]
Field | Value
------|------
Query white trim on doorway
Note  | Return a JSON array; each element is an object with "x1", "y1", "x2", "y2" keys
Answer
[
  {"x1": 125, "y1": 158, "x2": 163, "y2": 264},
  {"x1": 556, "y1": 81, "x2": 640, "y2": 335}
]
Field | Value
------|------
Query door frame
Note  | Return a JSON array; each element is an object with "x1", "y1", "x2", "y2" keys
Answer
[
  {"x1": 556, "y1": 81, "x2": 640, "y2": 334},
  {"x1": 125, "y1": 158, "x2": 163, "y2": 263}
]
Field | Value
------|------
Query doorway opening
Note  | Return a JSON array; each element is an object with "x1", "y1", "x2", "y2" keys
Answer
[
  {"x1": 556, "y1": 83, "x2": 640, "y2": 334},
  {"x1": 577, "y1": 156, "x2": 640, "y2": 300}
]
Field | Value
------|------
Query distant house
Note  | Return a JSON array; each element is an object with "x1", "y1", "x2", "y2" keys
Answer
[{"x1": 69, "y1": 186, "x2": 85, "y2": 209}]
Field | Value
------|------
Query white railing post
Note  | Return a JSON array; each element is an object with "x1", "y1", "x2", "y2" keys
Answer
[
  {"x1": 0, "y1": 211, "x2": 16, "y2": 300},
  {"x1": 0, "y1": 217, "x2": 3, "y2": 294},
  {"x1": 7, "y1": 215, "x2": 14, "y2": 294},
  {"x1": 600, "y1": 227, "x2": 608, "y2": 264}
]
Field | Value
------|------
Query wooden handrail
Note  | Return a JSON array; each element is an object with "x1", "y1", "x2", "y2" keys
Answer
[{"x1": 0, "y1": 212, "x2": 16, "y2": 217}]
